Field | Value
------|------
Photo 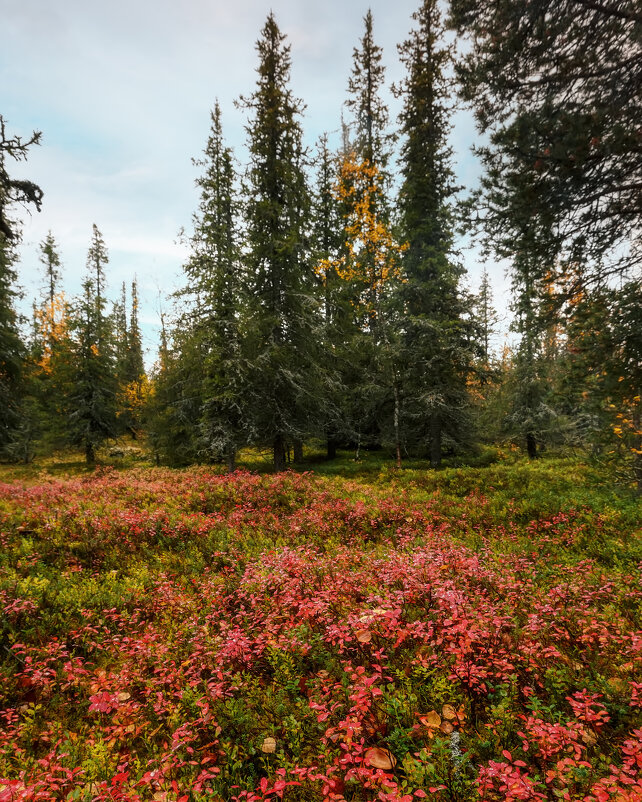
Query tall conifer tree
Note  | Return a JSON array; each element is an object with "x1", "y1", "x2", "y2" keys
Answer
[
  {"x1": 346, "y1": 9, "x2": 390, "y2": 169},
  {"x1": 31, "y1": 232, "x2": 70, "y2": 452},
  {"x1": 0, "y1": 231, "x2": 25, "y2": 457},
  {"x1": 67, "y1": 227, "x2": 117, "y2": 463},
  {"x1": 240, "y1": 13, "x2": 320, "y2": 471},
  {"x1": 312, "y1": 135, "x2": 351, "y2": 458},
  {"x1": 185, "y1": 102, "x2": 246, "y2": 470},
  {"x1": 396, "y1": 0, "x2": 474, "y2": 467},
  {"x1": 0, "y1": 118, "x2": 41, "y2": 458},
  {"x1": 340, "y1": 10, "x2": 403, "y2": 459},
  {"x1": 39, "y1": 231, "x2": 61, "y2": 307}
]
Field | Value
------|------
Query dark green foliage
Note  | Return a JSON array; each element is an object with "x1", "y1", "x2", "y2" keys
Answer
[
  {"x1": 449, "y1": 0, "x2": 642, "y2": 278},
  {"x1": 147, "y1": 326, "x2": 203, "y2": 467},
  {"x1": 186, "y1": 102, "x2": 247, "y2": 469},
  {"x1": 0, "y1": 116, "x2": 43, "y2": 243},
  {"x1": 114, "y1": 279, "x2": 147, "y2": 439},
  {"x1": 311, "y1": 135, "x2": 355, "y2": 456},
  {"x1": 126, "y1": 280, "x2": 145, "y2": 384},
  {"x1": 560, "y1": 278, "x2": 642, "y2": 493},
  {"x1": 346, "y1": 9, "x2": 391, "y2": 168},
  {"x1": 86, "y1": 223, "x2": 108, "y2": 316},
  {"x1": 0, "y1": 234, "x2": 26, "y2": 458},
  {"x1": 505, "y1": 253, "x2": 558, "y2": 458},
  {"x1": 66, "y1": 227, "x2": 118, "y2": 463},
  {"x1": 39, "y1": 231, "x2": 62, "y2": 306},
  {"x1": 473, "y1": 268, "x2": 499, "y2": 370},
  {"x1": 395, "y1": 0, "x2": 475, "y2": 467},
  {"x1": 240, "y1": 13, "x2": 323, "y2": 471},
  {"x1": 0, "y1": 118, "x2": 43, "y2": 459},
  {"x1": 27, "y1": 233, "x2": 72, "y2": 455}
]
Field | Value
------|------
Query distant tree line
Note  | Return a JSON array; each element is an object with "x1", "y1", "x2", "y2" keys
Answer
[{"x1": 0, "y1": 0, "x2": 640, "y2": 492}]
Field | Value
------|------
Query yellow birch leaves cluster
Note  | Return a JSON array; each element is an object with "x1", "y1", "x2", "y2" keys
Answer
[
  {"x1": 34, "y1": 293, "x2": 68, "y2": 374},
  {"x1": 316, "y1": 152, "x2": 406, "y2": 323}
]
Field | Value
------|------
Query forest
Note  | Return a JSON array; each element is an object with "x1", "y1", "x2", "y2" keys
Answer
[
  {"x1": 0, "y1": 0, "x2": 641, "y2": 800},
  {"x1": 0, "y1": 0, "x2": 639, "y2": 487}
]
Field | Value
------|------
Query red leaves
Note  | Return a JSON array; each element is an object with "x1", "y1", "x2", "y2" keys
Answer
[
  {"x1": 88, "y1": 691, "x2": 120, "y2": 714},
  {"x1": 1, "y1": 469, "x2": 641, "y2": 801}
]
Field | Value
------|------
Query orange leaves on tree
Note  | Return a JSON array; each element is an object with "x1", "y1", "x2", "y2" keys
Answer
[
  {"x1": 34, "y1": 292, "x2": 69, "y2": 374},
  {"x1": 316, "y1": 151, "x2": 407, "y2": 324}
]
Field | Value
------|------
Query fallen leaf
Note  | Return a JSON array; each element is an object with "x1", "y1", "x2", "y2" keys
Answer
[
  {"x1": 442, "y1": 704, "x2": 457, "y2": 720},
  {"x1": 117, "y1": 692, "x2": 131, "y2": 702},
  {"x1": 261, "y1": 736, "x2": 277, "y2": 753},
  {"x1": 581, "y1": 730, "x2": 597, "y2": 746},
  {"x1": 356, "y1": 629, "x2": 372, "y2": 643},
  {"x1": 440, "y1": 720, "x2": 454, "y2": 735},
  {"x1": 419, "y1": 711, "x2": 441, "y2": 729},
  {"x1": 365, "y1": 747, "x2": 397, "y2": 770}
]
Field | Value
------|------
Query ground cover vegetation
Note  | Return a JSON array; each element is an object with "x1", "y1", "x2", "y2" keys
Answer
[{"x1": 0, "y1": 457, "x2": 640, "y2": 800}]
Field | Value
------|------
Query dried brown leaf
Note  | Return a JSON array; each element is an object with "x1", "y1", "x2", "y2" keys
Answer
[
  {"x1": 365, "y1": 747, "x2": 397, "y2": 770},
  {"x1": 419, "y1": 711, "x2": 441, "y2": 729},
  {"x1": 356, "y1": 629, "x2": 372, "y2": 643}
]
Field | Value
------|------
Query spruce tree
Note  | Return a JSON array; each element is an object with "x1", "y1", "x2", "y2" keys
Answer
[
  {"x1": 449, "y1": 0, "x2": 642, "y2": 279},
  {"x1": 0, "y1": 232, "x2": 25, "y2": 457},
  {"x1": 346, "y1": 9, "x2": 390, "y2": 168},
  {"x1": 31, "y1": 233, "x2": 71, "y2": 452},
  {"x1": 126, "y1": 280, "x2": 145, "y2": 383},
  {"x1": 475, "y1": 268, "x2": 499, "y2": 369},
  {"x1": 0, "y1": 116, "x2": 42, "y2": 242},
  {"x1": 395, "y1": 0, "x2": 474, "y2": 467},
  {"x1": 0, "y1": 117, "x2": 42, "y2": 458},
  {"x1": 240, "y1": 13, "x2": 320, "y2": 471},
  {"x1": 340, "y1": 9, "x2": 403, "y2": 460},
  {"x1": 184, "y1": 101, "x2": 246, "y2": 470},
  {"x1": 114, "y1": 279, "x2": 147, "y2": 439},
  {"x1": 39, "y1": 231, "x2": 62, "y2": 307},
  {"x1": 86, "y1": 224, "x2": 109, "y2": 346},
  {"x1": 311, "y1": 135, "x2": 351, "y2": 458},
  {"x1": 113, "y1": 282, "x2": 129, "y2": 387},
  {"x1": 507, "y1": 251, "x2": 555, "y2": 458},
  {"x1": 66, "y1": 228, "x2": 117, "y2": 464}
]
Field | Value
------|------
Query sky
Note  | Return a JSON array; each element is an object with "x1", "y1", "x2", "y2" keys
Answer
[{"x1": 2, "y1": 0, "x2": 513, "y2": 366}]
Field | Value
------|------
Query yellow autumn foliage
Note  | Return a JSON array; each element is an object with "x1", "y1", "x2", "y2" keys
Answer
[{"x1": 316, "y1": 152, "x2": 406, "y2": 324}]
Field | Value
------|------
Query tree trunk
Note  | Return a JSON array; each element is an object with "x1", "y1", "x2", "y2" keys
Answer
[
  {"x1": 274, "y1": 434, "x2": 286, "y2": 472},
  {"x1": 526, "y1": 431, "x2": 537, "y2": 459},
  {"x1": 429, "y1": 415, "x2": 441, "y2": 469},
  {"x1": 227, "y1": 448, "x2": 236, "y2": 474},
  {"x1": 293, "y1": 440, "x2": 304, "y2": 463},
  {"x1": 393, "y1": 382, "x2": 402, "y2": 469},
  {"x1": 633, "y1": 399, "x2": 642, "y2": 497},
  {"x1": 85, "y1": 440, "x2": 95, "y2": 465},
  {"x1": 327, "y1": 438, "x2": 337, "y2": 460}
]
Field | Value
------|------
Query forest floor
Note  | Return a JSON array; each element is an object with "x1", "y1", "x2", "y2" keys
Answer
[{"x1": 0, "y1": 451, "x2": 641, "y2": 801}]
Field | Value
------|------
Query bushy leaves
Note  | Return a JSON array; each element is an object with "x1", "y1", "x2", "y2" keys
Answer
[{"x1": 0, "y1": 461, "x2": 640, "y2": 799}]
